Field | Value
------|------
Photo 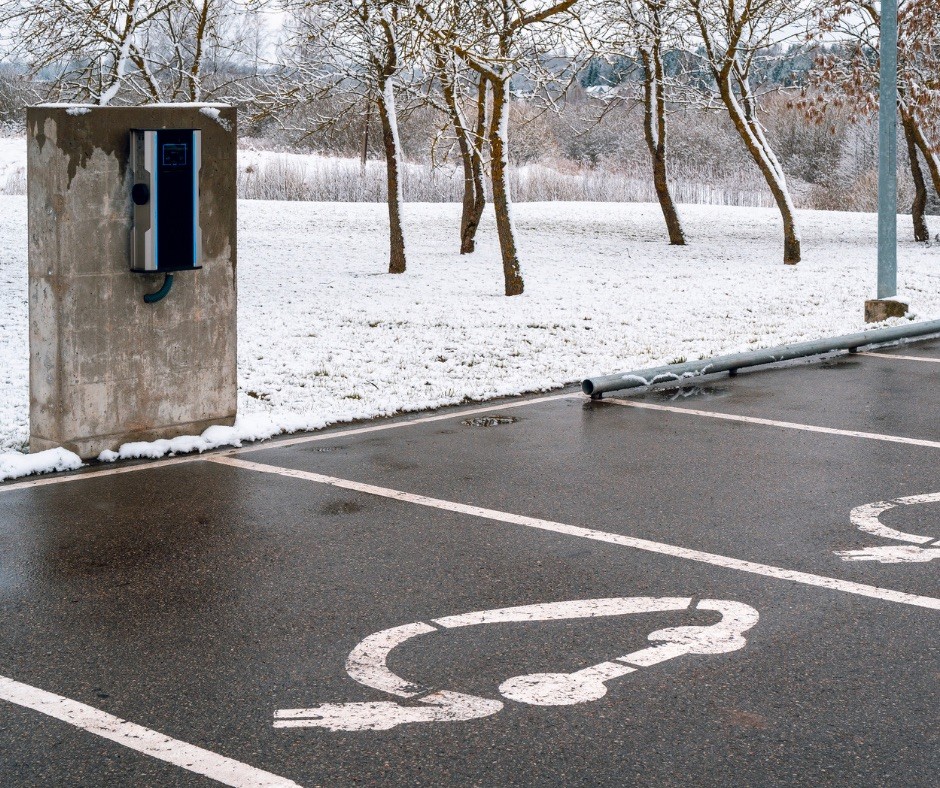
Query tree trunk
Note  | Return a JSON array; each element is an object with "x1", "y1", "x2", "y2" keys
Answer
[
  {"x1": 437, "y1": 48, "x2": 486, "y2": 255},
  {"x1": 377, "y1": 79, "x2": 407, "y2": 274},
  {"x1": 719, "y1": 68, "x2": 800, "y2": 264},
  {"x1": 360, "y1": 102, "x2": 371, "y2": 173},
  {"x1": 461, "y1": 77, "x2": 488, "y2": 255},
  {"x1": 457, "y1": 125, "x2": 478, "y2": 253},
  {"x1": 640, "y1": 48, "x2": 685, "y2": 246},
  {"x1": 187, "y1": 0, "x2": 210, "y2": 102},
  {"x1": 488, "y1": 78, "x2": 524, "y2": 296},
  {"x1": 908, "y1": 119, "x2": 940, "y2": 198},
  {"x1": 902, "y1": 114, "x2": 929, "y2": 242}
]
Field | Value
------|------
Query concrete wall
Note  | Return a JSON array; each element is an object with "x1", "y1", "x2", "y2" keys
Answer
[{"x1": 28, "y1": 105, "x2": 237, "y2": 458}]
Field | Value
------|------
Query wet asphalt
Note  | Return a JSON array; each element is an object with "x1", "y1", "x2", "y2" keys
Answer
[{"x1": 1, "y1": 341, "x2": 938, "y2": 787}]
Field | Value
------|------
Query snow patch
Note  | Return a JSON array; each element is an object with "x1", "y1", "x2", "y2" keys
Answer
[
  {"x1": 382, "y1": 78, "x2": 405, "y2": 209},
  {"x1": 140, "y1": 102, "x2": 230, "y2": 108},
  {"x1": 872, "y1": 295, "x2": 911, "y2": 306},
  {"x1": 65, "y1": 107, "x2": 92, "y2": 116},
  {"x1": 199, "y1": 106, "x2": 232, "y2": 132},
  {"x1": 96, "y1": 413, "x2": 331, "y2": 463},
  {"x1": 0, "y1": 447, "x2": 82, "y2": 482}
]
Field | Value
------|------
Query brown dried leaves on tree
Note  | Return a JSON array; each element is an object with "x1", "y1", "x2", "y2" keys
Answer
[{"x1": 804, "y1": 0, "x2": 940, "y2": 241}]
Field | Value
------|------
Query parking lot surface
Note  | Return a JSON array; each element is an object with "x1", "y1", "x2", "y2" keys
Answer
[{"x1": 1, "y1": 341, "x2": 938, "y2": 786}]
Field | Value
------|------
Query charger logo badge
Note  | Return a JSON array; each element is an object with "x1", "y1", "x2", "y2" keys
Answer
[{"x1": 161, "y1": 143, "x2": 187, "y2": 167}]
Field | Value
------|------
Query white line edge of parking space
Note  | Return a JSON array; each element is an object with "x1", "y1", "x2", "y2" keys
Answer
[
  {"x1": 0, "y1": 454, "x2": 208, "y2": 495},
  {"x1": 857, "y1": 352, "x2": 940, "y2": 363},
  {"x1": 0, "y1": 675, "x2": 301, "y2": 788},
  {"x1": 604, "y1": 398, "x2": 940, "y2": 450},
  {"x1": 207, "y1": 456, "x2": 940, "y2": 613},
  {"x1": 0, "y1": 393, "x2": 580, "y2": 495}
]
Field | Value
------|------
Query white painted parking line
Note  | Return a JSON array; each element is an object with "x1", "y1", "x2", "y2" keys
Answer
[
  {"x1": 0, "y1": 455, "x2": 204, "y2": 494},
  {"x1": 208, "y1": 456, "x2": 940, "y2": 611},
  {"x1": 0, "y1": 674, "x2": 301, "y2": 787},
  {"x1": 0, "y1": 393, "x2": 578, "y2": 495},
  {"x1": 858, "y1": 352, "x2": 940, "y2": 363},
  {"x1": 836, "y1": 493, "x2": 940, "y2": 563},
  {"x1": 605, "y1": 398, "x2": 940, "y2": 450},
  {"x1": 273, "y1": 597, "x2": 758, "y2": 730}
]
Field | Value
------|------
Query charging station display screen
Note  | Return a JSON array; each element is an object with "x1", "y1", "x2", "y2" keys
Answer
[
  {"x1": 162, "y1": 143, "x2": 188, "y2": 167},
  {"x1": 155, "y1": 130, "x2": 197, "y2": 270}
]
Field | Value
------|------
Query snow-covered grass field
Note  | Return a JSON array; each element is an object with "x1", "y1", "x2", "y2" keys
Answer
[{"x1": 1, "y1": 194, "x2": 938, "y2": 479}]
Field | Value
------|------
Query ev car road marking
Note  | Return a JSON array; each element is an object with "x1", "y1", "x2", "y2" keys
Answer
[
  {"x1": 0, "y1": 675, "x2": 301, "y2": 788},
  {"x1": 0, "y1": 393, "x2": 578, "y2": 494},
  {"x1": 208, "y1": 457, "x2": 940, "y2": 611},
  {"x1": 604, "y1": 398, "x2": 940, "y2": 451},
  {"x1": 858, "y1": 352, "x2": 940, "y2": 363},
  {"x1": 836, "y1": 493, "x2": 940, "y2": 563},
  {"x1": 273, "y1": 597, "x2": 759, "y2": 731}
]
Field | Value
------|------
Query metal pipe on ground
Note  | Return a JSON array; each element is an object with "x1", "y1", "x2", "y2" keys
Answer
[{"x1": 582, "y1": 319, "x2": 940, "y2": 398}]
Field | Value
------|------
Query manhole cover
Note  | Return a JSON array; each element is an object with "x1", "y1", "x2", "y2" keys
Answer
[{"x1": 461, "y1": 416, "x2": 518, "y2": 427}]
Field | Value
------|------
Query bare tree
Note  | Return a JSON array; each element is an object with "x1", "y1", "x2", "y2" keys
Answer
[
  {"x1": 597, "y1": 0, "x2": 688, "y2": 245},
  {"x1": 811, "y1": 1, "x2": 940, "y2": 242},
  {"x1": 0, "y1": 64, "x2": 31, "y2": 131},
  {"x1": 684, "y1": 0, "x2": 811, "y2": 264},
  {"x1": 426, "y1": 41, "x2": 488, "y2": 254},
  {"x1": 418, "y1": 0, "x2": 580, "y2": 296},
  {"x1": 0, "y1": 0, "x2": 175, "y2": 104},
  {"x1": 276, "y1": 0, "x2": 412, "y2": 274},
  {"x1": 150, "y1": 0, "x2": 245, "y2": 101},
  {"x1": 403, "y1": 20, "x2": 486, "y2": 254},
  {"x1": 0, "y1": 0, "x2": 255, "y2": 104}
]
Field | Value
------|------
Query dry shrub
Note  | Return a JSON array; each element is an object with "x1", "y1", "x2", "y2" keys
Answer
[
  {"x1": 236, "y1": 151, "x2": 773, "y2": 207},
  {"x1": 1, "y1": 171, "x2": 25, "y2": 195}
]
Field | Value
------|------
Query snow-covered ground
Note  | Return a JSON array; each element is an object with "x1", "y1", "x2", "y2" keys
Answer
[
  {"x1": 0, "y1": 137, "x2": 26, "y2": 194},
  {"x1": 1, "y1": 195, "x2": 938, "y2": 480}
]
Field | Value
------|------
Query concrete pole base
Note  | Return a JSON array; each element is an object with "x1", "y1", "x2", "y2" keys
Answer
[{"x1": 864, "y1": 299, "x2": 909, "y2": 323}]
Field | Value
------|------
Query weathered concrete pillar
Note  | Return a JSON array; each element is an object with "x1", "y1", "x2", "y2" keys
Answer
[{"x1": 28, "y1": 105, "x2": 237, "y2": 458}]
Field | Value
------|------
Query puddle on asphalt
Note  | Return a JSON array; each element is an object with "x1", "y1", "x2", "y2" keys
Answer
[
  {"x1": 818, "y1": 358, "x2": 861, "y2": 369},
  {"x1": 652, "y1": 385, "x2": 727, "y2": 402},
  {"x1": 461, "y1": 416, "x2": 519, "y2": 428},
  {"x1": 320, "y1": 500, "x2": 365, "y2": 516}
]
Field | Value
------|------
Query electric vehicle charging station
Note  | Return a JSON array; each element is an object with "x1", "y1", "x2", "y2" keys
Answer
[
  {"x1": 130, "y1": 129, "x2": 203, "y2": 303},
  {"x1": 27, "y1": 105, "x2": 237, "y2": 459}
]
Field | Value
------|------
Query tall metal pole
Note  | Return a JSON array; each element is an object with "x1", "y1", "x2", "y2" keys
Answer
[{"x1": 877, "y1": 0, "x2": 898, "y2": 299}]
